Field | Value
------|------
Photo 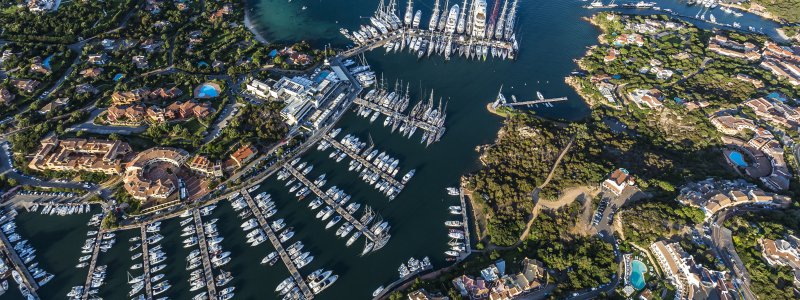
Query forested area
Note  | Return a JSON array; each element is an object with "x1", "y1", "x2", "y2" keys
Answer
[
  {"x1": 619, "y1": 201, "x2": 704, "y2": 246},
  {"x1": 199, "y1": 102, "x2": 287, "y2": 159}
]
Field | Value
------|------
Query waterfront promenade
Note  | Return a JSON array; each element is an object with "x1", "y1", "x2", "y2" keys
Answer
[
  {"x1": 192, "y1": 210, "x2": 219, "y2": 300},
  {"x1": 240, "y1": 190, "x2": 315, "y2": 299},
  {"x1": 0, "y1": 227, "x2": 40, "y2": 299},
  {"x1": 284, "y1": 165, "x2": 390, "y2": 252},
  {"x1": 321, "y1": 135, "x2": 404, "y2": 190}
]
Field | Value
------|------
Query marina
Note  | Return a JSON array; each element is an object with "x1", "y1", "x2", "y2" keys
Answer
[
  {"x1": 283, "y1": 164, "x2": 391, "y2": 253},
  {"x1": 340, "y1": 0, "x2": 521, "y2": 61},
  {"x1": 79, "y1": 226, "x2": 106, "y2": 300},
  {"x1": 240, "y1": 190, "x2": 316, "y2": 299},
  {"x1": 490, "y1": 86, "x2": 568, "y2": 110},
  {"x1": 138, "y1": 226, "x2": 153, "y2": 299}
]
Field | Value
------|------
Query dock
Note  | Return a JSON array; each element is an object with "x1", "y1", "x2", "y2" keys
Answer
[
  {"x1": 501, "y1": 97, "x2": 568, "y2": 107},
  {"x1": 322, "y1": 135, "x2": 404, "y2": 190},
  {"x1": 139, "y1": 226, "x2": 153, "y2": 299},
  {"x1": 192, "y1": 210, "x2": 219, "y2": 300},
  {"x1": 0, "y1": 227, "x2": 41, "y2": 300},
  {"x1": 458, "y1": 189, "x2": 472, "y2": 260},
  {"x1": 353, "y1": 96, "x2": 444, "y2": 138},
  {"x1": 240, "y1": 190, "x2": 315, "y2": 300},
  {"x1": 81, "y1": 230, "x2": 106, "y2": 300},
  {"x1": 284, "y1": 165, "x2": 390, "y2": 252}
]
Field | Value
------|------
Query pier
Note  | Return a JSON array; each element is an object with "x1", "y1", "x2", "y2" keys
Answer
[
  {"x1": 81, "y1": 230, "x2": 105, "y2": 300},
  {"x1": 240, "y1": 190, "x2": 315, "y2": 300},
  {"x1": 192, "y1": 210, "x2": 219, "y2": 300},
  {"x1": 139, "y1": 226, "x2": 153, "y2": 299},
  {"x1": 0, "y1": 227, "x2": 41, "y2": 300},
  {"x1": 501, "y1": 97, "x2": 568, "y2": 107},
  {"x1": 284, "y1": 165, "x2": 390, "y2": 251},
  {"x1": 322, "y1": 135, "x2": 404, "y2": 190},
  {"x1": 458, "y1": 189, "x2": 472, "y2": 260}
]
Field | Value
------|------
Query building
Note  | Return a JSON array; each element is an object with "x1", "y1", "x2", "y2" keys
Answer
[
  {"x1": 230, "y1": 144, "x2": 257, "y2": 168},
  {"x1": 87, "y1": 53, "x2": 108, "y2": 65},
  {"x1": 710, "y1": 115, "x2": 757, "y2": 135},
  {"x1": 760, "y1": 235, "x2": 800, "y2": 288},
  {"x1": 245, "y1": 78, "x2": 273, "y2": 99},
  {"x1": 132, "y1": 55, "x2": 148, "y2": 69},
  {"x1": 123, "y1": 147, "x2": 190, "y2": 201},
  {"x1": 602, "y1": 168, "x2": 635, "y2": 196},
  {"x1": 28, "y1": 136, "x2": 132, "y2": 175},
  {"x1": 0, "y1": 88, "x2": 15, "y2": 104},
  {"x1": 80, "y1": 67, "x2": 104, "y2": 78},
  {"x1": 106, "y1": 104, "x2": 148, "y2": 125},
  {"x1": 112, "y1": 89, "x2": 151, "y2": 105},
  {"x1": 39, "y1": 97, "x2": 69, "y2": 114},
  {"x1": 628, "y1": 89, "x2": 663, "y2": 109},
  {"x1": 407, "y1": 289, "x2": 449, "y2": 300},
  {"x1": 187, "y1": 155, "x2": 223, "y2": 178},
  {"x1": 451, "y1": 258, "x2": 544, "y2": 300},
  {"x1": 677, "y1": 179, "x2": 791, "y2": 219},
  {"x1": 650, "y1": 241, "x2": 699, "y2": 300},
  {"x1": 744, "y1": 97, "x2": 800, "y2": 129},
  {"x1": 164, "y1": 101, "x2": 214, "y2": 120},
  {"x1": 11, "y1": 79, "x2": 40, "y2": 93}
]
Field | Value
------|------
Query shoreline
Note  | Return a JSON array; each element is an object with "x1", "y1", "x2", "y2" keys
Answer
[{"x1": 244, "y1": 6, "x2": 269, "y2": 45}]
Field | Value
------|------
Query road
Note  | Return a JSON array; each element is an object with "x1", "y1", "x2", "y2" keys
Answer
[
  {"x1": 66, "y1": 108, "x2": 148, "y2": 135},
  {"x1": 708, "y1": 208, "x2": 758, "y2": 300}
]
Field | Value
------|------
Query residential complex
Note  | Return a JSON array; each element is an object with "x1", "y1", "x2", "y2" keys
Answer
[
  {"x1": 123, "y1": 147, "x2": 190, "y2": 202},
  {"x1": 649, "y1": 241, "x2": 739, "y2": 300},
  {"x1": 677, "y1": 179, "x2": 791, "y2": 219},
  {"x1": 28, "y1": 136, "x2": 132, "y2": 175},
  {"x1": 451, "y1": 258, "x2": 545, "y2": 300},
  {"x1": 760, "y1": 235, "x2": 800, "y2": 288}
]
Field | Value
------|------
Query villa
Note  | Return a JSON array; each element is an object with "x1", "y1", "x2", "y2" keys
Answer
[
  {"x1": 709, "y1": 115, "x2": 757, "y2": 135},
  {"x1": 87, "y1": 54, "x2": 108, "y2": 65},
  {"x1": 80, "y1": 67, "x2": 104, "y2": 78},
  {"x1": 628, "y1": 89, "x2": 662, "y2": 109},
  {"x1": 0, "y1": 88, "x2": 14, "y2": 104},
  {"x1": 38, "y1": 97, "x2": 70, "y2": 114},
  {"x1": 11, "y1": 79, "x2": 40, "y2": 93},
  {"x1": 602, "y1": 168, "x2": 635, "y2": 196},
  {"x1": 28, "y1": 136, "x2": 132, "y2": 175},
  {"x1": 760, "y1": 235, "x2": 800, "y2": 288}
]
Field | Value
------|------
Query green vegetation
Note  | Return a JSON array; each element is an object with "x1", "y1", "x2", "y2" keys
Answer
[
  {"x1": 0, "y1": 0, "x2": 133, "y2": 42},
  {"x1": 200, "y1": 102, "x2": 287, "y2": 159},
  {"x1": 619, "y1": 200, "x2": 704, "y2": 246},
  {"x1": 725, "y1": 209, "x2": 800, "y2": 299},
  {"x1": 751, "y1": 0, "x2": 800, "y2": 23},
  {"x1": 465, "y1": 114, "x2": 570, "y2": 246}
]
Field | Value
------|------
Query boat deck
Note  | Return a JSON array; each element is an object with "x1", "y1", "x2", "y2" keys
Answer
[
  {"x1": 240, "y1": 190, "x2": 315, "y2": 300},
  {"x1": 192, "y1": 210, "x2": 219, "y2": 300}
]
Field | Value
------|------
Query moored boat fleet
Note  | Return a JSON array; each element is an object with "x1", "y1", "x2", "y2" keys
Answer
[
  {"x1": 179, "y1": 205, "x2": 236, "y2": 300},
  {"x1": 341, "y1": 0, "x2": 520, "y2": 61},
  {"x1": 26, "y1": 202, "x2": 91, "y2": 216},
  {"x1": 1, "y1": 217, "x2": 54, "y2": 300},
  {"x1": 354, "y1": 81, "x2": 447, "y2": 146}
]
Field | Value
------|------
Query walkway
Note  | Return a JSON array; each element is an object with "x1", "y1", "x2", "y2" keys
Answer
[
  {"x1": 0, "y1": 228, "x2": 40, "y2": 299},
  {"x1": 240, "y1": 190, "x2": 314, "y2": 299},
  {"x1": 285, "y1": 165, "x2": 390, "y2": 251},
  {"x1": 139, "y1": 226, "x2": 153, "y2": 299},
  {"x1": 192, "y1": 210, "x2": 218, "y2": 300},
  {"x1": 81, "y1": 230, "x2": 106, "y2": 300}
]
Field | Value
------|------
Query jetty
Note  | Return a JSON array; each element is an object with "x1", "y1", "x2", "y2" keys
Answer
[
  {"x1": 139, "y1": 226, "x2": 153, "y2": 299},
  {"x1": 81, "y1": 230, "x2": 106, "y2": 300},
  {"x1": 458, "y1": 188, "x2": 472, "y2": 260},
  {"x1": 284, "y1": 165, "x2": 390, "y2": 252},
  {"x1": 322, "y1": 135, "x2": 404, "y2": 189},
  {"x1": 0, "y1": 228, "x2": 41, "y2": 300},
  {"x1": 490, "y1": 88, "x2": 568, "y2": 110},
  {"x1": 240, "y1": 190, "x2": 315, "y2": 300},
  {"x1": 352, "y1": 87, "x2": 446, "y2": 146},
  {"x1": 193, "y1": 210, "x2": 219, "y2": 300}
]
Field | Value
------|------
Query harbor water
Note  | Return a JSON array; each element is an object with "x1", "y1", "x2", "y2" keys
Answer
[{"x1": 3, "y1": 0, "x2": 787, "y2": 300}]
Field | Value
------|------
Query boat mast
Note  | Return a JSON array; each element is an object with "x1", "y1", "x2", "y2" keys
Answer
[
  {"x1": 495, "y1": 0, "x2": 508, "y2": 39},
  {"x1": 404, "y1": 0, "x2": 414, "y2": 26},
  {"x1": 456, "y1": 0, "x2": 469, "y2": 34},
  {"x1": 438, "y1": 0, "x2": 450, "y2": 31},
  {"x1": 429, "y1": 0, "x2": 440, "y2": 30},
  {"x1": 504, "y1": 0, "x2": 518, "y2": 40}
]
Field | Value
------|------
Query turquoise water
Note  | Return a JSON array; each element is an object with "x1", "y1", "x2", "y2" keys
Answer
[
  {"x1": 197, "y1": 84, "x2": 220, "y2": 98},
  {"x1": 198, "y1": 61, "x2": 210, "y2": 68},
  {"x1": 42, "y1": 54, "x2": 53, "y2": 69},
  {"x1": 729, "y1": 151, "x2": 748, "y2": 167},
  {"x1": 630, "y1": 260, "x2": 647, "y2": 290},
  {"x1": 113, "y1": 73, "x2": 124, "y2": 81}
]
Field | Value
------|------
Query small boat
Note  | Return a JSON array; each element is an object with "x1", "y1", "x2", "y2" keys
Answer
[
  {"x1": 373, "y1": 286, "x2": 385, "y2": 297},
  {"x1": 445, "y1": 250, "x2": 460, "y2": 257},
  {"x1": 325, "y1": 216, "x2": 342, "y2": 229}
]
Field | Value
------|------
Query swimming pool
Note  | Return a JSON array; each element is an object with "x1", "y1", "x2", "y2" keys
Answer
[
  {"x1": 113, "y1": 73, "x2": 124, "y2": 81},
  {"x1": 630, "y1": 260, "x2": 646, "y2": 290},
  {"x1": 728, "y1": 151, "x2": 748, "y2": 167},
  {"x1": 195, "y1": 83, "x2": 220, "y2": 98},
  {"x1": 42, "y1": 54, "x2": 53, "y2": 69}
]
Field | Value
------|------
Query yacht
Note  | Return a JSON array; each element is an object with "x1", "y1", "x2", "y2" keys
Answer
[
  {"x1": 401, "y1": 169, "x2": 415, "y2": 184},
  {"x1": 309, "y1": 198, "x2": 323, "y2": 210},
  {"x1": 445, "y1": 220, "x2": 463, "y2": 227},
  {"x1": 262, "y1": 252, "x2": 278, "y2": 265},
  {"x1": 325, "y1": 215, "x2": 342, "y2": 229},
  {"x1": 311, "y1": 274, "x2": 338, "y2": 294},
  {"x1": 316, "y1": 206, "x2": 333, "y2": 219},
  {"x1": 346, "y1": 231, "x2": 362, "y2": 247},
  {"x1": 373, "y1": 286, "x2": 385, "y2": 297}
]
